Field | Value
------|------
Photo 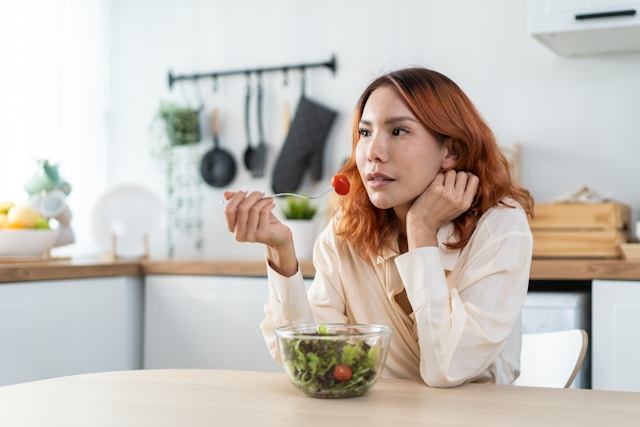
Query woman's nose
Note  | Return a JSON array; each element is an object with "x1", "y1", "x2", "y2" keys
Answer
[{"x1": 367, "y1": 132, "x2": 388, "y2": 162}]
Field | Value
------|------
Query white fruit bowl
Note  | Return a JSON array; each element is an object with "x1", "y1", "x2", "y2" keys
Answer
[{"x1": 0, "y1": 229, "x2": 59, "y2": 257}]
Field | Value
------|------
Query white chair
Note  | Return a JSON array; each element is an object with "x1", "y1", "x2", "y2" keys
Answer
[{"x1": 514, "y1": 329, "x2": 589, "y2": 388}]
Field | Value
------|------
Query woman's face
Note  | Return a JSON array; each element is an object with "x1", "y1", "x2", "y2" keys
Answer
[{"x1": 355, "y1": 85, "x2": 453, "y2": 215}]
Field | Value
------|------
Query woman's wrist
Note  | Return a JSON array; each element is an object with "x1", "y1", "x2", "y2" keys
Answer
[
  {"x1": 406, "y1": 221, "x2": 439, "y2": 250},
  {"x1": 267, "y1": 242, "x2": 298, "y2": 278}
]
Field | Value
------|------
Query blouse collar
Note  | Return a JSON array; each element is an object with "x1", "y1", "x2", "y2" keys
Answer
[{"x1": 376, "y1": 222, "x2": 460, "y2": 271}]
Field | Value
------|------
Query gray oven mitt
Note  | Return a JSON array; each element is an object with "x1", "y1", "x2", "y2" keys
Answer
[{"x1": 271, "y1": 96, "x2": 337, "y2": 194}]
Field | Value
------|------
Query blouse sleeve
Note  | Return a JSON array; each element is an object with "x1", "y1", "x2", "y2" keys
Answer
[
  {"x1": 260, "y1": 224, "x2": 351, "y2": 364},
  {"x1": 395, "y1": 210, "x2": 533, "y2": 387},
  {"x1": 259, "y1": 263, "x2": 314, "y2": 364}
]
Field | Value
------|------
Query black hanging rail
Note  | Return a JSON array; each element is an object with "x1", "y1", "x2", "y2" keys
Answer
[{"x1": 168, "y1": 54, "x2": 337, "y2": 89}]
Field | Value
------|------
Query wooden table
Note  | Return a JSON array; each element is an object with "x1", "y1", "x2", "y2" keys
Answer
[{"x1": 0, "y1": 369, "x2": 638, "y2": 426}]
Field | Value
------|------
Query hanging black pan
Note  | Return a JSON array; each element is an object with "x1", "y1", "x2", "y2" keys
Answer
[{"x1": 200, "y1": 108, "x2": 237, "y2": 187}]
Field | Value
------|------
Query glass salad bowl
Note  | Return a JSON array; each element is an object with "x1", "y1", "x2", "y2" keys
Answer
[{"x1": 274, "y1": 323, "x2": 393, "y2": 399}]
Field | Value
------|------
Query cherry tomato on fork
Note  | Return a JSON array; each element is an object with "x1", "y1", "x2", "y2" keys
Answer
[
  {"x1": 333, "y1": 364, "x2": 353, "y2": 381},
  {"x1": 331, "y1": 174, "x2": 350, "y2": 196}
]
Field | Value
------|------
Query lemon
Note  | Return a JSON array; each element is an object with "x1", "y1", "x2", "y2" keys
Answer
[
  {"x1": 0, "y1": 201, "x2": 14, "y2": 214},
  {"x1": 7, "y1": 205, "x2": 41, "y2": 228},
  {"x1": 0, "y1": 213, "x2": 7, "y2": 228}
]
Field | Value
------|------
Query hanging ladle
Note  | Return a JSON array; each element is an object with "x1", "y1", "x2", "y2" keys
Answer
[
  {"x1": 251, "y1": 73, "x2": 268, "y2": 178},
  {"x1": 242, "y1": 75, "x2": 256, "y2": 172}
]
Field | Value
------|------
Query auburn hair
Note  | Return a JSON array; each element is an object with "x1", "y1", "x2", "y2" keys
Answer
[{"x1": 333, "y1": 67, "x2": 534, "y2": 259}]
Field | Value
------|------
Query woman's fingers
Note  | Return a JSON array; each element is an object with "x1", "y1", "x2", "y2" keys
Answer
[
  {"x1": 463, "y1": 173, "x2": 480, "y2": 206},
  {"x1": 432, "y1": 170, "x2": 479, "y2": 214},
  {"x1": 242, "y1": 197, "x2": 274, "y2": 241},
  {"x1": 224, "y1": 191, "x2": 281, "y2": 244},
  {"x1": 223, "y1": 191, "x2": 247, "y2": 232},
  {"x1": 223, "y1": 191, "x2": 290, "y2": 250},
  {"x1": 224, "y1": 191, "x2": 264, "y2": 231},
  {"x1": 233, "y1": 192, "x2": 265, "y2": 239},
  {"x1": 440, "y1": 170, "x2": 473, "y2": 201}
]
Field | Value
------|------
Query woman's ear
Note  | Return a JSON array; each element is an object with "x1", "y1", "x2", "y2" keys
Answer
[{"x1": 441, "y1": 138, "x2": 459, "y2": 169}]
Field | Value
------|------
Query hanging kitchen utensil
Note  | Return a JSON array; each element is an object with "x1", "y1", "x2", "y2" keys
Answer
[
  {"x1": 271, "y1": 69, "x2": 337, "y2": 194},
  {"x1": 282, "y1": 100, "x2": 291, "y2": 134},
  {"x1": 200, "y1": 108, "x2": 237, "y2": 187},
  {"x1": 242, "y1": 75, "x2": 256, "y2": 172},
  {"x1": 251, "y1": 74, "x2": 268, "y2": 178}
]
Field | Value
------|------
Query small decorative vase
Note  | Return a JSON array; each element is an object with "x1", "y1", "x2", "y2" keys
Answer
[{"x1": 283, "y1": 219, "x2": 317, "y2": 260}]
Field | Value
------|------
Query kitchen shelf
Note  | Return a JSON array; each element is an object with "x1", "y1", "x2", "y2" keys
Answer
[
  {"x1": 167, "y1": 55, "x2": 337, "y2": 89},
  {"x1": 528, "y1": 0, "x2": 640, "y2": 56}
]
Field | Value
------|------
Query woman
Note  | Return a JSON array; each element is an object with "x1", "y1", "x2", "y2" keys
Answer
[{"x1": 224, "y1": 67, "x2": 534, "y2": 387}]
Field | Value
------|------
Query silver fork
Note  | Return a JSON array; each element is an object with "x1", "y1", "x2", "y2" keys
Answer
[
  {"x1": 220, "y1": 187, "x2": 333, "y2": 204},
  {"x1": 268, "y1": 187, "x2": 334, "y2": 200}
]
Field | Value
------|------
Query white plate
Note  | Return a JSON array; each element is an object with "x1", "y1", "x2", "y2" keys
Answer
[{"x1": 92, "y1": 184, "x2": 164, "y2": 258}]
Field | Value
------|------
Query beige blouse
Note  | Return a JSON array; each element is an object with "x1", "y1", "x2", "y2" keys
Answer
[{"x1": 261, "y1": 201, "x2": 533, "y2": 387}]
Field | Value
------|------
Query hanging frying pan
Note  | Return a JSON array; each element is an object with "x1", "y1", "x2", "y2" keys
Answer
[{"x1": 200, "y1": 108, "x2": 237, "y2": 187}]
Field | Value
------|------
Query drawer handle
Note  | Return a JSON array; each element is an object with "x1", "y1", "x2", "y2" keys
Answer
[{"x1": 575, "y1": 9, "x2": 636, "y2": 20}]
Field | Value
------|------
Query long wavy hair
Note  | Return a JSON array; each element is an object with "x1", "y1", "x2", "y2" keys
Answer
[{"x1": 334, "y1": 67, "x2": 534, "y2": 259}]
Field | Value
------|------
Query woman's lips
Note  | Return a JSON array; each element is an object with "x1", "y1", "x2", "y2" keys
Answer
[{"x1": 366, "y1": 172, "x2": 395, "y2": 189}]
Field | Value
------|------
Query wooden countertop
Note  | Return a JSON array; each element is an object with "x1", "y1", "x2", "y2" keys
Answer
[
  {"x1": 0, "y1": 258, "x2": 315, "y2": 283},
  {"x1": 2, "y1": 257, "x2": 640, "y2": 283},
  {"x1": 141, "y1": 258, "x2": 316, "y2": 277},
  {"x1": 1, "y1": 369, "x2": 639, "y2": 426},
  {"x1": 0, "y1": 258, "x2": 142, "y2": 283},
  {"x1": 529, "y1": 259, "x2": 640, "y2": 280}
]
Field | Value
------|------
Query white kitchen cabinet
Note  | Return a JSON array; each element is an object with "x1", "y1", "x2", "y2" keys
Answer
[
  {"x1": 144, "y1": 275, "x2": 312, "y2": 372},
  {"x1": 592, "y1": 279, "x2": 640, "y2": 391},
  {"x1": 528, "y1": 0, "x2": 640, "y2": 55},
  {"x1": 0, "y1": 276, "x2": 143, "y2": 386}
]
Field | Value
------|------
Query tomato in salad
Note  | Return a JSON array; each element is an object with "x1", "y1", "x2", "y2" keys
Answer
[{"x1": 333, "y1": 364, "x2": 353, "y2": 381}]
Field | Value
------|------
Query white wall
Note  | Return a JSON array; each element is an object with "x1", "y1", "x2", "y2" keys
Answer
[
  {"x1": 0, "y1": 0, "x2": 111, "y2": 258},
  {"x1": 5, "y1": 0, "x2": 640, "y2": 259}
]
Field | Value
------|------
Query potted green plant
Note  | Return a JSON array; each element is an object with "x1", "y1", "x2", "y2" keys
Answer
[
  {"x1": 156, "y1": 102, "x2": 201, "y2": 146},
  {"x1": 149, "y1": 102, "x2": 204, "y2": 258},
  {"x1": 281, "y1": 196, "x2": 317, "y2": 220},
  {"x1": 280, "y1": 196, "x2": 318, "y2": 260}
]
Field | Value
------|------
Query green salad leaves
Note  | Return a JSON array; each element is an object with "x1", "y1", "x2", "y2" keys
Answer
[{"x1": 280, "y1": 326, "x2": 382, "y2": 398}]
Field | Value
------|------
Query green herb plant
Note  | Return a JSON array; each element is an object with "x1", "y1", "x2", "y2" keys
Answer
[
  {"x1": 149, "y1": 102, "x2": 204, "y2": 257},
  {"x1": 156, "y1": 102, "x2": 201, "y2": 146},
  {"x1": 280, "y1": 196, "x2": 317, "y2": 220}
]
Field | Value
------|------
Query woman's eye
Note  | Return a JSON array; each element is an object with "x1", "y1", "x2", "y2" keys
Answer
[
  {"x1": 358, "y1": 128, "x2": 371, "y2": 137},
  {"x1": 392, "y1": 127, "x2": 408, "y2": 136}
]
